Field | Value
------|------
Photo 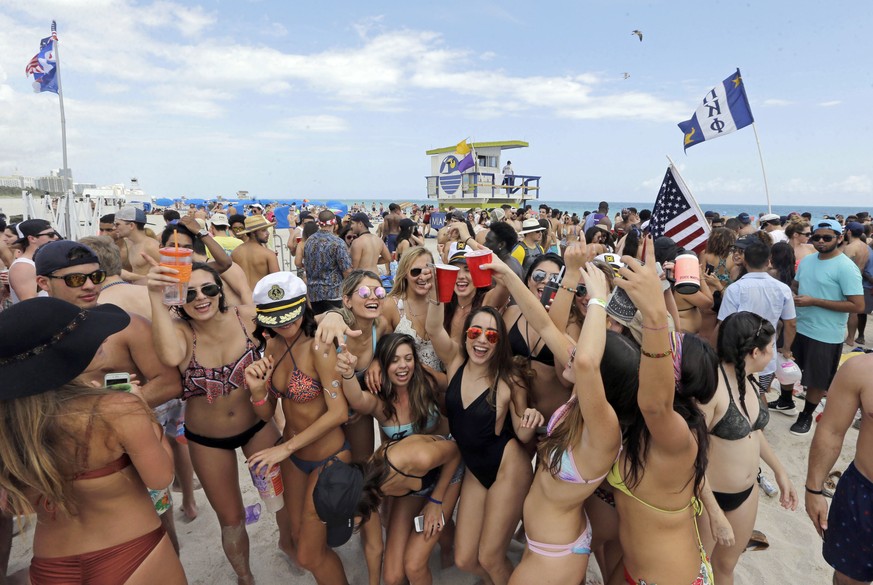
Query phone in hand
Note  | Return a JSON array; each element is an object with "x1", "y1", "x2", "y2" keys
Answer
[
  {"x1": 705, "y1": 263, "x2": 715, "y2": 275},
  {"x1": 104, "y1": 372, "x2": 130, "y2": 388},
  {"x1": 414, "y1": 511, "x2": 445, "y2": 533},
  {"x1": 539, "y1": 267, "x2": 565, "y2": 307}
]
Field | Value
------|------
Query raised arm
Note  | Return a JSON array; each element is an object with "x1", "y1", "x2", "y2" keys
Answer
[
  {"x1": 144, "y1": 254, "x2": 191, "y2": 368},
  {"x1": 616, "y1": 236, "x2": 694, "y2": 454},
  {"x1": 336, "y1": 344, "x2": 382, "y2": 417},
  {"x1": 425, "y1": 287, "x2": 460, "y2": 371},
  {"x1": 574, "y1": 263, "x2": 621, "y2": 461},
  {"x1": 480, "y1": 254, "x2": 572, "y2": 367},
  {"x1": 548, "y1": 244, "x2": 587, "y2": 337}
]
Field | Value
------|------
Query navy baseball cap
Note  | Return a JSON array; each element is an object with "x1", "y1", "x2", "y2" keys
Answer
[
  {"x1": 736, "y1": 212, "x2": 751, "y2": 225},
  {"x1": 349, "y1": 212, "x2": 372, "y2": 228},
  {"x1": 34, "y1": 240, "x2": 99, "y2": 276}
]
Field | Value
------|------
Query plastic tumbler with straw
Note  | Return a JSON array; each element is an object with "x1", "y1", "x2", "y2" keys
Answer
[{"x1": 160, "y1": 232, "x2": 193, "y2": 305}]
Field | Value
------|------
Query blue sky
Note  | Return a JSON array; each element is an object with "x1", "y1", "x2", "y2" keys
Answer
[{"x1": 1, "y1": 1, "x2": 871, "y2": 205}]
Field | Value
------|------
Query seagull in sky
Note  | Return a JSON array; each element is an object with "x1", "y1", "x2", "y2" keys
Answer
[
  {"x1": 632, "y1": 30, "x2": 643, "y2": 41},
  {"x1": 623, "y1": 72, "x2": 630, "y2": 79}
]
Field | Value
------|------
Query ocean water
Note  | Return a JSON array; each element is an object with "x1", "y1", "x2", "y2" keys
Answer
[{"x1": 342, "y1": 199, "x2": 867, "y2": 225}]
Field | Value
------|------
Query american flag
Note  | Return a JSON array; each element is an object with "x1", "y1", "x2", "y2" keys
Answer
[{"x1": 648, "y1": 166, "x2": 709, "y2": 255}]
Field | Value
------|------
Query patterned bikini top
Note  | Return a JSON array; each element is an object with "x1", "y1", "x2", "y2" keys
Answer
[
  {"x1": 182, "y1": 307, "x2": 258, "y2": 403},
  {"x1": 269, "y1": 334, "x2": 323, "y2": 404}
]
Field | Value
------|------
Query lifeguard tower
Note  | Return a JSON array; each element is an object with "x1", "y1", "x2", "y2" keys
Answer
[{"x1": 425, "y1": 140, "x2": 540, "y2": 209}]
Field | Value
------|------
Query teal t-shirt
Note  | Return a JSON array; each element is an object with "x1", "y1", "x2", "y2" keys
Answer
[{"x1": 795, "y1": 252, "x2": 863, "y2": 344}]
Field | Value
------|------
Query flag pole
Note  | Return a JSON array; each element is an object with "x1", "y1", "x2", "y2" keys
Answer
[
  {"x1": 51, "y1": 22, "x2": 72, "y2": 237},
  {"x1": 751, "y1": 122, "x2": 771, "y2": 213}
]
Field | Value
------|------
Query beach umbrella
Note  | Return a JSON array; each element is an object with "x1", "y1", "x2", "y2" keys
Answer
[{"x1": 155, "y1": 198, "x2": 174, "y2": 207}]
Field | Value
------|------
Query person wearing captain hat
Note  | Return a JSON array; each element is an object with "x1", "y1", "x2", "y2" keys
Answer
[
  {"x1": 511, "y1": 218, "x2": 546, "y2": 273},
  {"x1": 245, "y1": 271, "x2": 351, "y2": 584}
]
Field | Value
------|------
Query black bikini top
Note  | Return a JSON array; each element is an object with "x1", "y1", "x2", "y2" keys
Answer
[
  {"x1": 508, "y1": 315, "x2": 554, "y2": 366},
  {"x1": 710, "y1": 364, "x2": 770, "y2": 440}
]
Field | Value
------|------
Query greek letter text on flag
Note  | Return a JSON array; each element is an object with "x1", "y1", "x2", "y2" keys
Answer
[{"x1": 678, "y1": 69, "x2": 754, "y2": 152}]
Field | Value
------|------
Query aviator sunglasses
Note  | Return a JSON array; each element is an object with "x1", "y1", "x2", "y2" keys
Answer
[
  {"x1": 46, "y1": 269, "x2": 107, "y2": 288},
  {"x1": 531, "y1": 269, "x2": 561, "y2": 284},
  {"x1": 186, "y1": 283, "x2": 221, "y2": 303},
  {"x1": 466, "y1": 326, "x2": 499, "y2": 344},
  {"x1": 356, "y1": 285, "x2": 386, "y2": 299}
]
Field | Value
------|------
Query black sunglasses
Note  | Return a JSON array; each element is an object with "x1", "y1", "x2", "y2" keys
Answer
[
  {"x1": 186, "y1": 283, "x2": 221, "y2": 304},
  {"x1": 37, "y1": 230, "x2": 61, "y2": 239},
  {"x1": 810, "y1": 234, "x2": 836, "y2": 243},
  {"x1": 575, "y1": 284, "x2": 586, "y2": 297},
  {"x1": 409, "y1": 267, "x2": 424, "y2": 277},
  {"x1": 46, "y1": 269, "x2": 106, "y2": 288}
]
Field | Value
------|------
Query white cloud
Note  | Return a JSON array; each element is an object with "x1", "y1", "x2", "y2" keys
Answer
[
  {"x1": 830, "y1": 175, "x2": 872, "y2": 193},
  {"x1": 820, "y1": 100, "x2": 841, "y2": 107},
  {"x1": 279, "y1": 115, "x2": 348, "y2": 133},
  {"x1": 762, "y1": 98, "x2": 793, "y2": 107}
]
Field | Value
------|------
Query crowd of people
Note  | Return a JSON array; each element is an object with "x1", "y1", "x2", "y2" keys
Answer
[{"x1": 0, "y1": 198, "x2": 870, "y2": 585}]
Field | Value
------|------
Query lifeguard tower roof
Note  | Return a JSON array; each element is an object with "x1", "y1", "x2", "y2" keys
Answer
[{"x1": 425, "y1": 140, "x2": 529, "y2": 156}]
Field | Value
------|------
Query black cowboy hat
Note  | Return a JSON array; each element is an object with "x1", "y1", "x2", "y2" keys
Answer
[{"x1": 0, "y1": 298, "x2": 130, "y2": 399}]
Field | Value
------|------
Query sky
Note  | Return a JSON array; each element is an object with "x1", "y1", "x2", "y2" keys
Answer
[{"x1": 0, "y1": 1, "x2": 871, "y2": 206}]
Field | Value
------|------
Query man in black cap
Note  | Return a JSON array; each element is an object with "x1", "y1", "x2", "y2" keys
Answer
[
  {"x1": 8, "y1": 218, "x2": 59, "y2": 304},
  {"x1": 735, "y1": 212, "x2": 757, "y2": 235},
  {"x1": 348, "y1": 212, "x2": 391, "y2": 274},
  {"x1": 841, "y1": 221, "x2": 869, "y2": 346}
]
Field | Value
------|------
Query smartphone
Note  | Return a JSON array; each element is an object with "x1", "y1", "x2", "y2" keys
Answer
[
  {"x1": 705, "y1": 263, "x2": 715, "y2": 275},
  {"x1": 104, "y1": 372, "x2": 130, "y2": 387},
  {"x1": 414, "y1": 512, "x2": 445, "y2": 533},
  {"x1": 605, "y1": 287, "x2": 638, "y2": 324},
  {"x1": 425, "y1": 262, "x2": 440, "y2": 305}
]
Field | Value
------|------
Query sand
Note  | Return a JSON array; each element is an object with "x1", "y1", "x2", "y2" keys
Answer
[{"x1": 6, "y1": 225, "x2": 858, "y2": 584}]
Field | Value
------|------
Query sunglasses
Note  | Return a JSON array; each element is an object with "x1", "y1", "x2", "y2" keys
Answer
[
  {"x1": 46, "y1": 269, "x2": 106, "y2": 288},
  {"x1": 575, "y1": 284, "x2": 587, "y2": 298},
  {"x1": 409, "y1": 267, "x2": 425, "y2": 277},
  {"x1": 466, "y1": 326, "x2": 499, "y2": 344},
  {"x1": 799, "y1": 232, "x2": 812, "y2": 237},
  {"x1": 186, "y1": 283, "x2": 221, "y2": 303},
  {"x1": 810, "y1": 234, "x2": 836, "y2": 243},
  {"x1": 37, "y1": 230, "x2": 61, "y2": 239},
  {"x1": 531, "y1": 269, "x2": 561, "y2": 284},
  {"x1": 356, "y1": 285, "x2": 386, "y2": 299}
]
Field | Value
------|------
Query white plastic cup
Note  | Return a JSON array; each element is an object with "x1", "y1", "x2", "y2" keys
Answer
[{"x1": 249, "y1": 465, "x2": 285, "y2": 513}]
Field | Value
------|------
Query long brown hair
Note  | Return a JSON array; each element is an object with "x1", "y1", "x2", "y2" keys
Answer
[
  {"x1": 376, "y1": 334, "x2": 439, "y2": 434},
  {"x1": 0, "y1": 386, "x2": 147, "y2": 520},
  {"x1": 459, "y1": 306, "x2": 519, "y2": 408}
]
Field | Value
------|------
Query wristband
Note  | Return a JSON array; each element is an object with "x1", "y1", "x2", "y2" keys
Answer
[
  {"x1": 805, "y1": 486, "x2": 823, "y2": 495},
  {"x1": 588, "y1": 298, "x2": 607, "y2": 309},
  {"x1": 427, "y1": 496, "x2": 443, "y2": 505},
  {"x1": 642, "y1": 323, "x2": 669, "y2": 331},
  {"x1": 250, "y1": 393, "x2": 269, "y2": 407},
  {"x1": 342, "y1": 374, "x2": 355, "y2": 380},
  {"x1": 198, "y1": 228, "x2": 209, "y2": 238}
]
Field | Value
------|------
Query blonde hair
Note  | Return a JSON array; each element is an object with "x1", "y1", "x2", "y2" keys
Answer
[{"x1": 387, "y1": 246, "x2": 433, "y2": 301}]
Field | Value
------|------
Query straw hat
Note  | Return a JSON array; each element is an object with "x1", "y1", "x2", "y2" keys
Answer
[
  {"x1": 238, "y1": 215, "x2": 276, "y2": 234},
  {"x1": 518, "y1": 218, "x2": 546, "y2": 235}
]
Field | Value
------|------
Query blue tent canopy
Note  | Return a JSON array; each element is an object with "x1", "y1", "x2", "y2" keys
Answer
[{"x1": 154, "y1": 198, "x2": 174, "y2": 207}]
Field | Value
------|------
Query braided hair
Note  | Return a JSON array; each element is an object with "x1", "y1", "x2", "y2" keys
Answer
[{"x1": 716, "y1": 312, "x2": 776, "y2": 417}]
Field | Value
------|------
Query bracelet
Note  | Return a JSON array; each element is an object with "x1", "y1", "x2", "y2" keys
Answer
[
  {"x1": 642, "y1": 323, "x2": 669, "y2": 331},
  {"x1": 640, "y1": 348, "x2": 673, "y2": 359},
  {"x1": 342, "y1": 374, "x2": 355, "y2": 380},
  {"x1": 250, "y1": 393, "x2": 269, "y2": 407},
  {"x1": 805, "y1": 486, "x2": 823, "y2": 495},
  {"x1": 465, "y1": 237, "x2": 474, "y2": 245},
  {"x1": 588, "y1": 298, "x2": 607, "y2": 309},
  {"x1": 427, "y1": 496, "x2": 443, "y2": 505},
  {"x1": 560, "y1": 285, "x2": 576, "y2": 294}
]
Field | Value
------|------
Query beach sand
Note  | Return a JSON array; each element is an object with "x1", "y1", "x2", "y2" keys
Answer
[{"x1": 6, "y1": 226, "x2": 857, "y2": 584}]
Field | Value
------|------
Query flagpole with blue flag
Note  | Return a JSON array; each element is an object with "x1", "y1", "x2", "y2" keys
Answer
[
  {"x1": 678, "y1": 68, "x2": 771, "y2": 212},
  {"x1": 26, "y1": 21, "x2": 74, "y2": 236}
]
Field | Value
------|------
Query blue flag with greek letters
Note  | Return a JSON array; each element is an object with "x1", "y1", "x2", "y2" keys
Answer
[{"x1": 678, "y1": 69, "x2": 754, "y2": 152}]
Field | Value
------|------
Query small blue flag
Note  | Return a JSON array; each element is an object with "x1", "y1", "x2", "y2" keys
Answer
[
  {"x1": 25, "y1": 24, "x2": 59, "y2": 94},
  {"x1": 678, "y1": 69, "x2": 753, "y2": 152}
]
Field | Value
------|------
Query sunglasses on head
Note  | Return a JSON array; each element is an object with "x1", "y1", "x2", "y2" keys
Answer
[
  {"x1": 356, "y1": 285, "x2": 386, "y2": 299},
  {"x1": 46, "y1": 269, "x2": 106, "y2": 288},
  {"x1": 810, "y1": 234, "x2": 836, "y2": 243},
  {"x1": 531, "y1": 269, "x2": 561, "y2": 284},
  {"x1": 466, "y1": 326, "x2": 499, "y2": 344},
  {"x1": 186, "y1": 283, "x2": 221, "y2": 303}
]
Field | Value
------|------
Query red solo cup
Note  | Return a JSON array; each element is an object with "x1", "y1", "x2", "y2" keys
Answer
[
  {"x1": 465, "y1": 250, "x2": 493, "y2": 288},
  {"x1": 434, "y1": 264, "x2": 460, "y2": 303}
]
